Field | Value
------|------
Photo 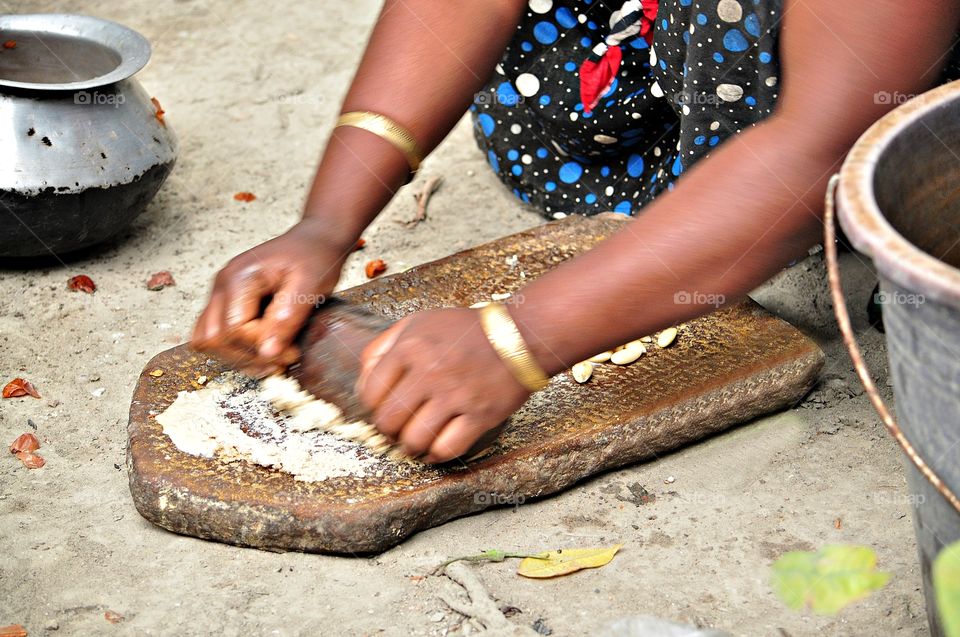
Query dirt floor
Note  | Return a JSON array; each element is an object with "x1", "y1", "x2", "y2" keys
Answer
[{"x1": 1, "y1": 1, "x2": 931, "y2": 635}]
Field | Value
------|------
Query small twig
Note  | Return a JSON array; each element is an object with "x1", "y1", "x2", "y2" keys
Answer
[
  {"x1": 402, "y1": 175, "x2": 443, "y2": 227},
  {"x1": 439, "y1": 562, "x2": 538, "y2": 635}
]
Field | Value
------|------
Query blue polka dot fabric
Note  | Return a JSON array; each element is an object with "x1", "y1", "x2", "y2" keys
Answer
[{"x1": 471, "y1": 0, "x2": 782, "y2": 218}]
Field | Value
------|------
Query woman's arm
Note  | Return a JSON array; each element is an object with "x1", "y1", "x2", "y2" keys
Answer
[
  {"x1": 193, "y1": 0, "x2": 526, "y2": 371},
  {"x1": 358, "y1": 0, "x2": 960, "y2": 462},
  {"x1": 301, "y1": 0, "x2": 528, "y2": 247},
  {"x1": 512, "y1": 0, "x2": 960, "y2": 375}
]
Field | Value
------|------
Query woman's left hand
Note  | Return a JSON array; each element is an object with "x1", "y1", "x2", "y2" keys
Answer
[{"x1": 357, "y1": 308, "x2": 532, "y2": 463}]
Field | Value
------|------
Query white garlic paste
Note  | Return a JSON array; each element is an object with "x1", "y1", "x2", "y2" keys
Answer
[{"x1": 156, "y1": 374, "x2": 382, "y2": 481}]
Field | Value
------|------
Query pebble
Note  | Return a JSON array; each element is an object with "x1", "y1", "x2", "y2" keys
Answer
[
  {"x1": 91, "y1": 388, "x2": 106, "y2": 397},
  {"x1": 47, "y1": 399, "x2": 60, "y2": 408},
  {"x1": 430, "y1": 612, "x2": 445, "y2": 622},
  {"x1": 44, "y1": 619, "x2": 59, "y2": 630},
  {"x1": 664, "y1": 476, "x2": 676, "y2": 484}
]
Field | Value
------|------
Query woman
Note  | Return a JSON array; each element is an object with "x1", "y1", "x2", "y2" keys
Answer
[{"x1": 192, "y1": 0, "x2": 960, "y2": 463}]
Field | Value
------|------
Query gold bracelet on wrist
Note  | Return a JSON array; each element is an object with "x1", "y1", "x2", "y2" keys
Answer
[
  {"x1": 478, "y1": 303, "x2": 550, "y2": 393},
  {"x1": 335, "y1": 111, "x2": 424, "y2": 178}
]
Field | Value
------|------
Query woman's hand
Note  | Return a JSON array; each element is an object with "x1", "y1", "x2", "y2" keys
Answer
[
  {"x1": 357, "y1": 308, "x2": 532, "y2": 463},
  {"x1": 191, "y1": 218, "x2": 353, "y2": 377}
]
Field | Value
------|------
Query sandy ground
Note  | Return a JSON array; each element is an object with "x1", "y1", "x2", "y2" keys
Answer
[{"x1": 0, "y1": 1, "x2": 930, "y2": 635}]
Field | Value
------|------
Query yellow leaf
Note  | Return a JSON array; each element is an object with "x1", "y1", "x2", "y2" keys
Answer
[{"x1": 517, "y1": 544, "x2": 623, "y2": 579}]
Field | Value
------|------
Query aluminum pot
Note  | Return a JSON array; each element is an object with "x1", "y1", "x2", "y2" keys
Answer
[
  {"x1": 832, "y1": 79, "x2": 960, "y2": 636},
  {"x1": 0, "y1": 14, "x2": 178, "y2": 258}
]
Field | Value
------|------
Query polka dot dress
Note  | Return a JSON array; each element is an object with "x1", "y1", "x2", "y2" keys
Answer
[{"x1": 472, "y1": 0, "x2": 782, "y2": 218}]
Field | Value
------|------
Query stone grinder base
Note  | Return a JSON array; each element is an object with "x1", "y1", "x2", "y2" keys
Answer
[{"x1": 127, "y1": 215, "x2": 824, "y2": 554}]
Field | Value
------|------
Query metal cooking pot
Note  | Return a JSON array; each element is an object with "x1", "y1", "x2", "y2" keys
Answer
[{"x1": 0, "y1": 14, "x2": 178, "y2": 258}]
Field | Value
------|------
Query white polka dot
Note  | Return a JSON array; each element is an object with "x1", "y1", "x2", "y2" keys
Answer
[
  {"x1": 651, "y1": 81, "x2": 664, "y2": 98},
  {"x1": 510, "y1": 123, "x2": 522, "y2": 134},
  {"x1": 521, "y1": 154, "x2": 532, "y2": 165},
  {"x1": 569, "y1": 112, "x2": 579, "y2": 121},
  {"x1": 495, "y1": 64, "x2": 505, "y2": 76},
  {"x1": 578, "y1": 13, "x2": 587, "y2": 23},
  {"x1": 515, "y1": 73, "x2": 541, "y2": 97},
  {"x1": 681, "y1": 104, "x2": 690, "y2": 116},
  {"x1": 552, "y1": 211, "x2": 567, "y2": 219},
  {"x1": 594, "y1": 134, "x2": 618, "y2": 144},
  {"x1": 710, "y1": 120, "x2": 720, "y2": 131},
  {"x1": 717, "y1": 0, "x2": 743, "y2": 22},
  {"x1": 765, "y1": 76, "x2": 778, "y2": 87},
  {"x1": 654, "y1": 146, "x2": 662, "y2": 157},
  {"x1": 649, "y1": 48, "x2": 658, "y2": 67},
  {"x1": 529, "y1": 0, "x2": 552, "y2": 14},
  {"x1": 604, "y1": 186, "x2": 614, "y2": 196},
  {"x1": 716, "y1": 83, "x2": 744, "y2": 102},
  {"x1": 631, "y1": 112, "x2": 641, "y2": 119}
]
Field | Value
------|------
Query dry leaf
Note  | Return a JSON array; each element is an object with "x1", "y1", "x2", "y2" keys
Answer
[
  {"x1": 146, "y1": 271, "x2": 176, "y2": 291},
  {"x1": 149, "y1": 369, "x2": 164, "y2": 377},
  {"x1": 233, "y1": 191, "x2": 256, "y2": 202},
  {"x1": 16, "y1": 452, "x2": 45, "y2": 469},
  {"x1": 834, "y1": 518, "x2": 842, "y2": 529},
  {"x1": 0, "y1": 624, "x2": 27, "y2": 637},
  {"x1": 104, "y1": 610, "x2": 124, "y2": 624},
  {"x1": 3, "y1": 378, "x2": 41, "y2": 399},
  {"x1": 518, "y1": 544, "x2": 623, "y2": 579},
  {"x1": 10, "y1": 433, "x2": 40, "y2": 454},
  {"x1": 353, "y1": 238, "x2": 366, "y2": 251},
  {"x1": 67, "y1": 274, "x2": 96, "y2": 293},
  {"x1": 2, "y1": 41, "x2": 16, "y2": 50},
  {"x1": 365, "y1": 259, "x2": 387, "y2": 279},
  {"x1": 151, "y1": 96, "x2": 165, "y2": 126}
]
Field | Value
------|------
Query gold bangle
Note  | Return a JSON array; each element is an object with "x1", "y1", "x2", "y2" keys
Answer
[
  {"x1": 335, "y1": 111, "x2": 424, "y2": 175},
  {"x1": 478, "y1": 303, "x2": 550, "y2": 393}
]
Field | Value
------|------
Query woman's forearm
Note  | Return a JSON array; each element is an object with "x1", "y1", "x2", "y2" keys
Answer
[
  {"x1": 509, "y1": 113, "x2": 849, "y2": 375},
  {"x1": 301, "y1": 0, "x2": 526, "y2": 249},
  {"x1": 509, "y1": 0, "x2": 959, "y2": 376}
]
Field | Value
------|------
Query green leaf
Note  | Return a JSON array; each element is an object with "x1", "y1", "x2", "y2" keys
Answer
[
  {"x1": 934, "y1": 540, "x2": 960, "y2": 637},
  {"x1": 771, "y1": 544, "x2": 890, "y2": 615}
]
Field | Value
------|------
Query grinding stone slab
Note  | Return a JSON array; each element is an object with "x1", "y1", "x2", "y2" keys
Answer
[{"x1": 128, "y1": 214, "x2": 824, "y2": 554}]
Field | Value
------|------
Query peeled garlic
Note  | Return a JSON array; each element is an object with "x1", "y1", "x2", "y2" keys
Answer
[
  {"x1": 571, "y1": 361, "x2": 594, "y2": 383},
  {"x1": 589, "y1": 351, "x2": 613, "y2": 363},
  {"x1": 611, "y1": 342, "x2": 646, "y2": 365},
  {"x1": 657, "y1": 327, "x2": 679, "y2": 348}
]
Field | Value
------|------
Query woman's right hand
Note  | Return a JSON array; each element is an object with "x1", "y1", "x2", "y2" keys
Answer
[{"x1": 191, "y1": 218, "x2": 354, "y2": 377}]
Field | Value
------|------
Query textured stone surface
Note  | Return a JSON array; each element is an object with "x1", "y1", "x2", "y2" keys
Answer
[{"x1": 128, "y1": 215, "x2": 824, "y2": 553}]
